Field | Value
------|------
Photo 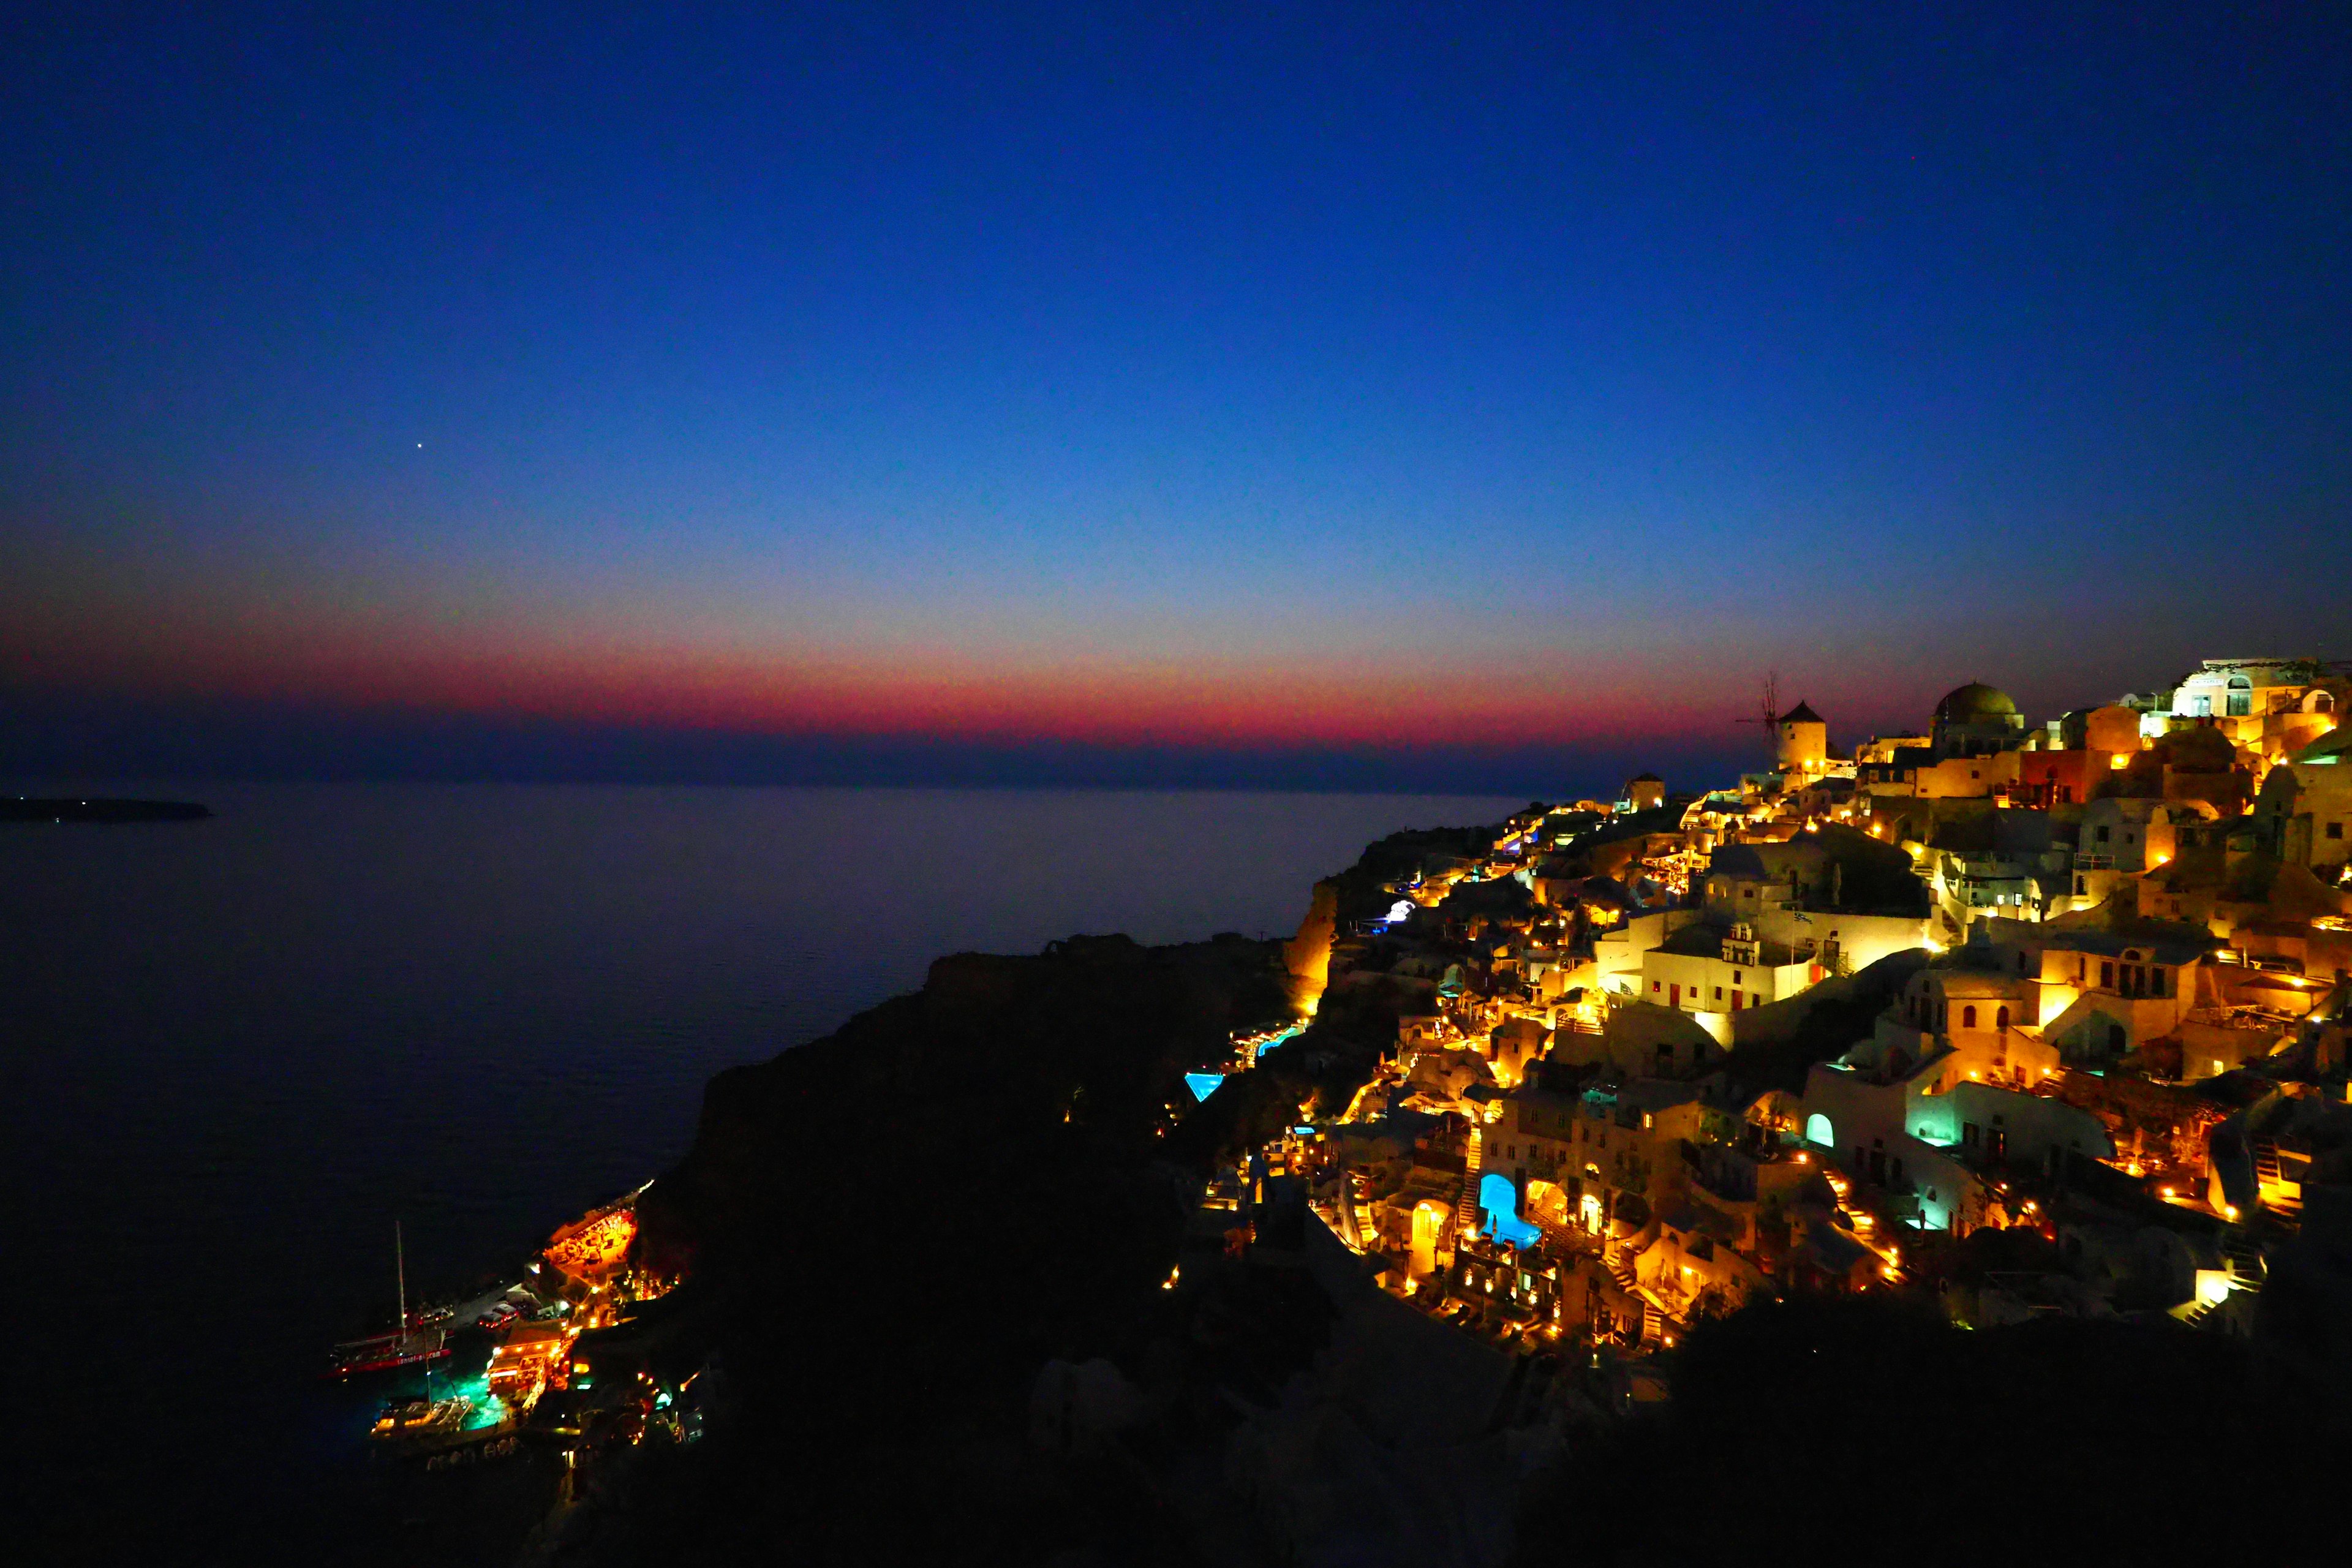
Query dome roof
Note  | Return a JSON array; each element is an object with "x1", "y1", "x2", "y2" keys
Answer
[{"x1": 1935, "y1": 682, "x2": 2018, "y2": 723}]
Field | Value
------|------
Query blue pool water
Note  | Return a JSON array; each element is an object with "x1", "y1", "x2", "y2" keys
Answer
[{"x1": 1480, "y1": 1171, "x2": 1544, "y2": 1249}]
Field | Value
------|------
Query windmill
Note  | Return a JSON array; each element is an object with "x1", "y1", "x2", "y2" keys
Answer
[{"x1": 1733, "y1": 671, "x2": 1781, "y2": 769}]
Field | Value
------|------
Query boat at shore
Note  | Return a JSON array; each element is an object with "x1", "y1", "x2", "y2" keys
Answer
[
  {"x1": 324, "y1": 1219, "x2": 453, "y2": 1379},
  {"x1": 325, "y1": 1327, "x2": 452, "y2": 1379},
  {"x1": 368, "y1": 1394, "x2": 472, "y2": 1449}
]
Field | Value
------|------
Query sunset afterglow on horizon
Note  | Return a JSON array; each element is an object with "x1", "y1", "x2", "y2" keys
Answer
[{"x1": 6, "y1": 6, "x2": 2348, "y2": 790}]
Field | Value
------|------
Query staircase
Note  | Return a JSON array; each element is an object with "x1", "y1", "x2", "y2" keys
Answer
[
  {"x1": 1596, "y1": 1243, "x2": 1667, "y2": 1346},
  {"x1": 1455, "y1": 1130, "x2": 1487, "y2": 1238},
  {"x1": 2253, "y1": 1141, "x2": 2282, "y2": 1186},
  {"x1": 1454, "y1": 1177, "x2": 1483, "y2": 1240},
  {"x1": 2173, "y1": 1222, "x2": 2267, "y2": 1335},
  {"x1": 2222, "y1": 1230, "x2": 2266, "y2": 1297},
  {"x1": 2184, "y1": 1229, "x2": 2268, "y2": 1330},
  {"x1": 2253, "y1": 1141, "x2": 2305, "y2": 1232},
  {"x1": 1605, "y1": 1243, "x2": 1638, "y2": 1293}
]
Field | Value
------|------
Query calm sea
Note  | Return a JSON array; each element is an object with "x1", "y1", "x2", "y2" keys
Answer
[{"x1": 0, "y1": 782, "x2": 1523, "y2": 1562}]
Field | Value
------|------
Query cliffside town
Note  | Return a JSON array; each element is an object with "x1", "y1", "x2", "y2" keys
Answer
[
  {"x1": 552, "y1": 656, "x2": 2351, "y2": 1567},
  {"x1": 1276, "y1": 660, "x2": 2352, "y2": 1362}
]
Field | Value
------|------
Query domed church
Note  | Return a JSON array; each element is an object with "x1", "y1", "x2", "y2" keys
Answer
[{"x1": 1932, "y1": 681, "x2": 2025, "y2": 758}]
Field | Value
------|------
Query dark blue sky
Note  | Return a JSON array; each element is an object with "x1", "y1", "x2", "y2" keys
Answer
[{"x1": 5, "y1": 4, "x2": 2348, "y2": 792}]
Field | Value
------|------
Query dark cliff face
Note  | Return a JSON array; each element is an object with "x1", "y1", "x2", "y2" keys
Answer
[
  {"x1": 643, "y1": 932, "x2": 1293, "y2": 1267},
  {"x1": 608, "y1": 932, "x2": 1294, "y2": 1564}
]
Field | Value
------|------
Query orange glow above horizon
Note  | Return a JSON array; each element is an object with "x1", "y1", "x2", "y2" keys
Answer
[{"x1": 9, "y1": 604, "x2": 1737, "y2": 750}]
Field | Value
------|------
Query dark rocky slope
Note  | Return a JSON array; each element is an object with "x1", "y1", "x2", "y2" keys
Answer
[{"x1": 578, "y1": 932, "x2": 1311, "y2": 1564}]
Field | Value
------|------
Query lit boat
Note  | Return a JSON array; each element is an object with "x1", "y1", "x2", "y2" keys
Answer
[
  {"x1": 368, "y1": 1394, "x2": 473, "y2": 1450},
  {"x1": 322, "y1": 1218, "x2": 453, "y2": 1379},
  {"x1": 325, "y1": 1327, "x2": 451, "y2": 1379}
]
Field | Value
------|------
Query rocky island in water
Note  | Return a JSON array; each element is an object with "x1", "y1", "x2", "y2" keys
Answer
[{"x1": 402, "y1": 660, "x2": 2352, "y2": 1566}]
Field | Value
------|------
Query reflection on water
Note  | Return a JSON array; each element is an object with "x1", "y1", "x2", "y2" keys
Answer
[{"x1": 1, "y1": 782, "x2": 1523, "y2": 1561}]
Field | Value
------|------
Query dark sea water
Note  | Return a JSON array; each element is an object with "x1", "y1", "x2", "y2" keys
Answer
[{"x1": 0, "y1": 782, "x2": 1523, "y2": 1564}]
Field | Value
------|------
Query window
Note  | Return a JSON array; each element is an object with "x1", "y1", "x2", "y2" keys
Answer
[
  {"x1": 1996, "y1": 1006, "x2": 2010, "y2": 1031},
  {"x1": 1713, "y1": 986, "x2": 1723, "y2": 1001},
  {"x1": 1652, "y1": 981, "x2": 1660, "y2": 992},
  {"x1": 2330, "y1": 821, "x2": 2345, "y2": 840},
  {"x1": 1962, "y1": 1005, "x2": 1978, "y2": 1029},
  {"x1": 2075, "y1": 875, "x2": 2087, "y2": 894},
  {"x1": 2097, "y1": 826, "x2": 2111, "y2": 843},
  {"x1": 2100, "y1": 962, "x2": 2115, "y2": 989}
]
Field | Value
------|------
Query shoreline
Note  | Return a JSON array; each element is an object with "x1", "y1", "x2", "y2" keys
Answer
[{"x1": 331, "y1": 680, "x2": 2352, "y2": 1561}]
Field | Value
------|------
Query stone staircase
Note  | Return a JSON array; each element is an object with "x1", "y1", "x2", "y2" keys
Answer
[
  {"x1": 1599, "y1": 1244, "x2": 1671, "y2": 1346},
  {"x1": 2222, "y1": 1230, "x2": 2266, "y2": 1295},
  {"x1": 2182, "y1": 1229, "x2": 2267, "y2": 1331},
  {"x1": 1454, "y1": 1129, "x2": 1486, "y2": 1240},
  {"x1": 2253, "y1": 1141, "x2": 2304, "y2": 1232},
  {"x1": 1605, "y1": 1243, "x2": 1638, "y2": 1293}
]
